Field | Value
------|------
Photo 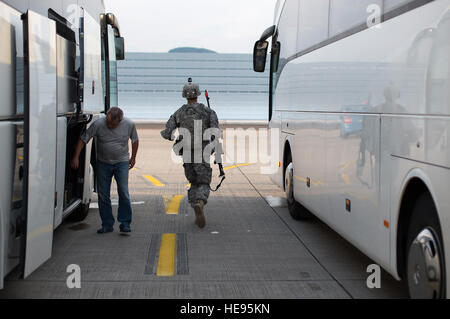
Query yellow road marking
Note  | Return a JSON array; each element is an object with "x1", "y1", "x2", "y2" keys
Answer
[
  {"x1": 340, "y1": 161, "x2": 352, "y2": 170},
  {"x1": 156, "y1": 233, "x2": 176, "y2": 276},
  {"x1": 294, "y1": 176, "x2": 326, "y2": 187},
  {"x1": 314, "y1": 180, "x2": 326, "y2": 187},
  {"x1": 166, "y1": 195, "x2": 184, "y2": 215},
  {"x1": 27, "y1": 224, "x2": 53, "y2": 242},
  {"x1": 341, "y1": 173, "x2": 350, "y2": 185},
  {"x1": 143, "y1": 175, "x2": 165, "y2": 187},
  {"x1": 294, "y1": 175, "x2": 307, "y2": 183},
  {"x1": 224, "y1": 163, "x2": 253, "y2": 171},
  {"x1": 184, "y1": 163, "x2": 253, "y2": 186}
]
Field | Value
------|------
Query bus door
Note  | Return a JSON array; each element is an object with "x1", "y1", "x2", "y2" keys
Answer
[
  {"x1": 101, "y1": 13, "x2": 125, "y2": 113},
  {"x1": 0, "y1": 1, "x2": 25, "y2": 289},
  {"x1": 82, "y1": 10, "x2": 104, "y2": 114},
  {"x1": 21, "y1": 10, "x2": 57, "y2": 278}
]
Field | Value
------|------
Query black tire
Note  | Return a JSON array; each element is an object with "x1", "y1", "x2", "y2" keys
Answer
[
  {"x1": 406, "y1": 192, "x2": 446, "y2": 299},
  {"x1": 68, "y1": 202, "x2": 90, "y2": 222},
  {"x1": 285, "y1": 156, "x2": 310, "y2": 220}
]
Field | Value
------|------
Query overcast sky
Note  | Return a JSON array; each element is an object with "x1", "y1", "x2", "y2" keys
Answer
[{"x1": 104, "y1": 0, "x2": 276, "y2": 54}]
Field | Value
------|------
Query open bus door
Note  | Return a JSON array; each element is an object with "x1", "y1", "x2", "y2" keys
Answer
[
  {"x1": 21, "y1": 10, "x2": 57, "y2": 278},
  {"x1": 0, "y1": 1, "x2": 24, "y2": 289},
  {"x1": 101, "y1": 13, "x2": 124, "y2": 113}
]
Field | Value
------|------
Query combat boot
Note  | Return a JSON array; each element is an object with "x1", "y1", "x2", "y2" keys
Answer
[{"x1": 194, "y1": 200, "x2": 206, "y2": 228}]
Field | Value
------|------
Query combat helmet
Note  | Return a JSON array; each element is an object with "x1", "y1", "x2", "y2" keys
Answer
[{"x1": 182, "y1": 78, "x2": 201, "y2": 99}]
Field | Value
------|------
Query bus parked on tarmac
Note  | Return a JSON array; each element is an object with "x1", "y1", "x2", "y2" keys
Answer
[
  {"x1": 254, "y1": 0, "x2": 450, "y2": 298},
  {"x1": 0, "y1": 0, "x2": 124, "y2": 288}
]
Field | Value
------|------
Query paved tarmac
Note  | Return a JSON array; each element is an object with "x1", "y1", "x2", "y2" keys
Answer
[{"x1": 0, "y1": 125, "x2": 408, "y2": 299}]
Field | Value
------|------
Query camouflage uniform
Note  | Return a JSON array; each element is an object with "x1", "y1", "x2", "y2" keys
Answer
[{"x1": 160, "y1": 80, "x2": 220, "y2": 208}]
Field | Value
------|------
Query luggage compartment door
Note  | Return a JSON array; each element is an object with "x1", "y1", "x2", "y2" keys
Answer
[{"x1": 22, "y1": 10, "x2": 57, "y2": 278}]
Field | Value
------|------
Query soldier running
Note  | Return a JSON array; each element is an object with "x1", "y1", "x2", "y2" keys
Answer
[{"x1": 161, "y1": 78, "x2": 221, "y2": 228}]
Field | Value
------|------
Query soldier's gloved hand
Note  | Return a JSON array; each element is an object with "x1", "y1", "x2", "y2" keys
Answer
[{"x1": 160, "y1": 130, "x2": 174, "y2": 141}]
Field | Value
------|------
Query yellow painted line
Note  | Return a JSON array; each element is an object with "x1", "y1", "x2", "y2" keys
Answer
[
  {"x1": 294, "y1": 176, "x2": 327, "y2": 187},
  {"x1": 156, "y1": 233, "x2": 176, "y2": 276},
  {"x1": 340, "y1": 161, "x2": 352, "y2": 170},
  {"x1": 27, "y1": 224, "x2": 53, "y2": 242},
  {"x1": 341, "y1": 173, "x2": 350, "y2": 185},
  {"x1": 294, "y1": 175, "x2": 308, "y2": 183},
  {"x1": 166, "y1": 195, "x2": 184, "y2": 215},
  {"x1": 314, "y1": 180, "x2": 326, "y2": 187},
  {"x1": 143, "y1": 175, "x2": 165, "y2": 187},
  {"x1": 224, "y1": 163, "x2": 254, "y2": 171}
]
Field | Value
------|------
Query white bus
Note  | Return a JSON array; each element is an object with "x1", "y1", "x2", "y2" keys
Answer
[
  {"x1": 254, "y1": 0, "x2": 449, "y2": 298},
  {"x1": 0, "y1": 0, "x2": 124, "y2": 288}
]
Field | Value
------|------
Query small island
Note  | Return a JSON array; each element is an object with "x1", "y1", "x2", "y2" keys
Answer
[{"x1": 169, "y1": 47, "x2": 217, "y2": 54}]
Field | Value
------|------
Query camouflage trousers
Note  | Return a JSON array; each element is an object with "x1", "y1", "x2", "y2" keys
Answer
[{"x1": 183, "y1": 162, "x2": 212, "y2": 207}]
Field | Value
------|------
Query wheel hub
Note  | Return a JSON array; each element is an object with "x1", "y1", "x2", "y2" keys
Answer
[
  {"x1": 407, "y1": 228, "x2": 442, "y2": 299},
  {"x1": 285, "y1": 163, "x2": 294, "y2": 205}
]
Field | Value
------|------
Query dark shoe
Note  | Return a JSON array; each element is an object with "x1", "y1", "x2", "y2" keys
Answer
[
  {"x1": 120, "y1": 225, "x2": 131, "y2": 233},
  {"x1": 194, "y1": 200, "x2": 206, "y2": 229},
  {"x1": 97, "y1": 226, "x2": 114, "y2": 234}
]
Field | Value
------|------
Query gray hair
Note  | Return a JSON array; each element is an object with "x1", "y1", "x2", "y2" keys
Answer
[{"x1": 107, "y1": 107, "x2": 124, "y2": 121}]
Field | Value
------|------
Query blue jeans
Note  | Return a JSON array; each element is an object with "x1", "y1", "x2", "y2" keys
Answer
[{"x1": 96, "y1": 161, "x2": 132, "y2": 229}]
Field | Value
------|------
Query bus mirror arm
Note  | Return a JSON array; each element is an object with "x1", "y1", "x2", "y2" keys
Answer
[{"x1": 259, "y1": 25, "x2": 276, "y2": 42}]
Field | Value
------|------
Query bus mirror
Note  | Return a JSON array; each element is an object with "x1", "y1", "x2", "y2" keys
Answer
[
  {"x1": 115, "y1": 37, "x2": 125, "y2": 60},
  {"x1": 253, "y1": 40, "x2": 268, "y2": 72}
]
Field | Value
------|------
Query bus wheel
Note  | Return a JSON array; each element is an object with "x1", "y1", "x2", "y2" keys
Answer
[
  {"x1": 68, "y1": 202, "x2": 90, "y2": 222},
  {"x1": 285, "y1": 162, "x2": 310, "y2": 220},
  {"x1": 406, "y1": 193, "x2": 445, "y2": 299}
]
